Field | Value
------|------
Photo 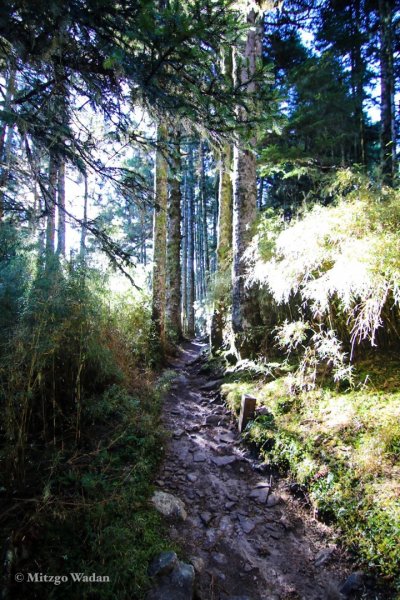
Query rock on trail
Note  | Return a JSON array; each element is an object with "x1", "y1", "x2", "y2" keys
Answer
[{"x1": 150, "y1": 341, "x2": 354, "y2": 600}]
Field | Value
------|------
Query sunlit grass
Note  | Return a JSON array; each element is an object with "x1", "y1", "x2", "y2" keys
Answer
[{"x1": 221, "y1": 357, "x2": 400, "y2": 587}]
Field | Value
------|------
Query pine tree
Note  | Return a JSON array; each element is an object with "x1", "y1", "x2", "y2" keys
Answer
[
  {"x1": 166, "y1": 130, "x2": 183, "y2": 343},
  {"x1": 151, "y1": 123, "x2": 168, "y2": 349},
  {"x1": 231, "y1": 8, "x2": 262, "y2": 357}
]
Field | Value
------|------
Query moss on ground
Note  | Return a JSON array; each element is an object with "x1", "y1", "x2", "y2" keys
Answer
[{"x1": 221, "y1": 357, "x2": 400, "y2": 590}]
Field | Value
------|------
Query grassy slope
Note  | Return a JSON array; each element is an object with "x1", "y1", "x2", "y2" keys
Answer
[{"x1": 221, "y1": 357, "x2": 400, "y2": 590}]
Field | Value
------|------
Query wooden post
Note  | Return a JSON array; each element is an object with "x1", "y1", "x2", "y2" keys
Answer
[{"x1": 238, "y1": 394, "x2": 257, "y2": 433}]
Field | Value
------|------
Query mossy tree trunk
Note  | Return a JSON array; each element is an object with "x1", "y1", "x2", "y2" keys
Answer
[
  {"x1": 210, "y1": 142, "x2": 232, "y2": 353},
  {"x1": 186, "y1": 143, "x2": 196, "y2": 338},
  {"x1": 379, "y1": 0, "x2": 396, "y2": 184},
  {"x1": 181, "y1": 171, "x2": 188, "y2": 334},
  {"x1": 199, "y1": 140, "x2": 209, "y2": 298},
  {"x1": 151, "y1": 122, "x2": 168, "y2": 351},
  {"x1": 231, "y1": 8, "x2": 261, "y2": 358},
  {"x1": 166, "y1": 130, "x2": 182, "y2": 343}
]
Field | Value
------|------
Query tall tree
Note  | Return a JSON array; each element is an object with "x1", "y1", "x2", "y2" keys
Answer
[
  {"x1": 57, "y1": 160, "x2": 66, "y2": 257},
  {"x1": 210, "y1": 142, "x2": 233, "y2": 352},
  {"x1": 166, "y1": 131, "x2": 182, "y2": 343},
  {"x1": 378, "y1": 0, "x2": 397, "y2": 183},
  {"x1": 0, "y1": 65, "x2": 16, "y2": 221},
  {"x1": 231, "y1": 7, "x2": 262, "y2": 357},
  {"x1": 80, "y1": 173, "x2": 88, "y2": 260},
  {"x1": 186, "y1": 143, "x2": 196, "y2": 337},
  {"x1": 151, "y1": 123, "x2": 168, "y2": 348},
  {"x1": 45, "y1": 152, "x2": 57, "y2": 264}
]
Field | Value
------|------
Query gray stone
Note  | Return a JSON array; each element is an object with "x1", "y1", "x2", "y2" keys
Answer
[
  {"x1": 186, "y1": 425, "x2": 200, "y2": 433},
  {"x1": 205, "y1": 414, "x2": 221, "y2": 425},
  {"x1": 211, "y1": 455, "x2": 237, "y2": 467},
  {"x1": 256, "y1": 544, "x2": 271, "y2": 557},
  {"x1": 254, "y1": 480, "x2": 272, "y2": 488},
  {"x1": 193, "y1": 452, "x2": 207, "y2": 463},
  {"x1": 212, "y1": 552, "x2": 227, "y2": 565},
  {"x1": 238, "y1": 515, "x2": 256, "y2": 534},
  {"x1": 315, "y1": 546, "x2": 336, "y2": 568},
  {"x1": 200, "y1": 379, "x2": 223, "y2": 391},
  {"x1": 339, "y1": 571, "x2": 364, "y2": 596},
  {"x1": 266, "y1": 494, "x2": 281, "y2": 508},
  {"x1": 190, "y1": 556, "x2": 205, "y2": 574},
  {"x1": 173, "y1": 429, "x2": 185, "y2": 439},
  {"x1": 226, "y1": 492, "x2": 238, "y2": 502},
  {"x1": 151, "y1": 491, "x2": 187, "y2": 521},
  {"x1": 148, "y1": 551, "x2": 178, "y2": 578},
  {"x1": 225, "y1": 501, "x2": 236, "y2": 510},
  {"x1": 187, "y1": 473, "x2": 198, "y2": 483},
  {"x1": 200, "y1": 511, "x2": 213, "y2": 526},
  {"x1": 249, "y1": 488, "x2": 269, "y2": 503},
  {"x1": 219, "y1": 432, "x2": 236, "y2": 443},
  {"x1": 147, "y1": 560, "x2": 195, "y2": 600}
]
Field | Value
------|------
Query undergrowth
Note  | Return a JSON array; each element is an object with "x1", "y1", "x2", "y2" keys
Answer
[
  {"x1": 221, "y1": 357, "x2": 400, "y2": 591},
  {"x1": 219, "y1": 170, "x2": 400, "y2": 591},
  {"x1": 0, "y1": 225, "x2": 168, "y2": 599}
]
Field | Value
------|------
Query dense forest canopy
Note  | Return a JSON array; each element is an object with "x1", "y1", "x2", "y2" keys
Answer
[{"x1": 0, "y1": 0, "x2": 399, "y2": 598}]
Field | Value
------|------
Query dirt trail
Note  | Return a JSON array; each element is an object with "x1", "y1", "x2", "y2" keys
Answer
[{"x1": 155, "y1": 341, "x2": 352, "y2": 600}]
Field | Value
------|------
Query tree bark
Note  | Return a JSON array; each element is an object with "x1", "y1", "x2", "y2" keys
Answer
[
  {"x1": 151, "y1": 123, "x2": 169, "y2": 349},
  {"x1": 210, "y1": 143, "x2": 233, "y2": 353},
  {"x1": 45, "y1": 152, "x2": 58, "y2": 263},
  {"x1": 181, "y1": 171, "x2": 188, "y2": 334},
  {"x1": 0, "y1": 67, "x2": 16, "y2": 220},
  {"x1": 80, "y1": 173, "x2": 88, "y2": 260},
  {"x1": 57, "y1": 160, "x2": 66, "y2": 256},
  {"x1": 186, "y1": 143, "x2": 196, "y2": 338},
  {"x1": 231, "y1": 8, "x2": 261, "y2": 357},
  {"x1": 199, "y1": 141, "x2": 209, "y2": 279},
  {"x1": 166, "y1": 131, "x2": 182, "y2": 343},
  {"x1": 379, "y1": 0, "x2": 396, "y2": 184}
]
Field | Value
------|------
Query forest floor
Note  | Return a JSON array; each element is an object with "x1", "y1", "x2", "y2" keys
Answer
[{"x1": 153, "y1": 340, "x2": 364, "y2": 600}]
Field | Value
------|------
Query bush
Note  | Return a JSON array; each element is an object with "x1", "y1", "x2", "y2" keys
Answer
[{"x1": 247, "y1": 170, "x2": 400, "y2": 361}]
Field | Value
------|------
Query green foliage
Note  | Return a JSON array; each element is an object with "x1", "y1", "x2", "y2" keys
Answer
[
  {"x1": 17, "y1": 380, "x2": 169, "y2": 600},
  {"x1": 0, "y1": 226, "x2": 168, "y2": 598},
  {"x1": 248, "y1": 171, "x2": 400, "y2": 366},
  {"x1": 0, "y1": 231, "x2": 155, "y2": 477}
]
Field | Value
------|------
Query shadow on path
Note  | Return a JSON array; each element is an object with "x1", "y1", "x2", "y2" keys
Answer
[{"x1": 155, "y1": 340, "x2": 350, "y2": 600}]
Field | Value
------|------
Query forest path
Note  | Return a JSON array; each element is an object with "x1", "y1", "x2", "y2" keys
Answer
[{"x1": 154, "y1": 340, "x2": 349, "y2": 600}]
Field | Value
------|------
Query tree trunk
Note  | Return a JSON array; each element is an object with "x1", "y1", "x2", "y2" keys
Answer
[
  {"x1": 80, "y1": 173, "x2": 88, "y2": 260},
  {"x1": 166, "y1": 131, "x2": 182, "y2": 343},
  {"x1": 199, "y1": 141, "x2": 209, "y2": 279},
  {"x1": 151, "y1": 123, "x2": 169, "y2": 349},
  {"x1": 350, "y1": 0, "x2": 366, "y2": 166},
  {"x1": 0, "y1": 67, "x2": 16, "y2": 220},
  {"x1": 231, "y1": 9, "x2": 261, "y2": 357},
  {"x1": 45, "y1": 153, "x2": 58, "y2": 263},
  {"x1": 57, "y1": 160, "x2": 66, "y2": 256},
  {"x1": 211, "y1": 172, "x2": 219, "y2": 274},
  {"x1": 379, "y1": 0, "x2": 396, "y2": 184},
  {"x1": 181, "y1": 171, "x2": 188, "y2": 335},
  {"x1": 210, "y1": 143, "x2": 233, "y2": 353},
  {"x1": 186, "y1": 143, "x2": 196, "y2": 338}
]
